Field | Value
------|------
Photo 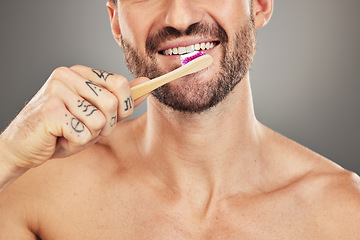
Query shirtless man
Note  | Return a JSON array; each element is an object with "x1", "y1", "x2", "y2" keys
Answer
[{"x1": 0, "y1": 0, "x2": 359, "y2": 239}]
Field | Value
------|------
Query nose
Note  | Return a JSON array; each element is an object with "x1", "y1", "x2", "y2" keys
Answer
[{"x1": 164, "y1": 0, "x2": 204, "y2": 32}]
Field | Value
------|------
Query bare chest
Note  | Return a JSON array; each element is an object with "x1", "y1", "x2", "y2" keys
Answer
[{"x1": 36, "y1": 189, "x2": 322, "y2": 240}]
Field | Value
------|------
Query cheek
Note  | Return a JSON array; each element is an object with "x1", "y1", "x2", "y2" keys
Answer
[
  {"x1": 118, "y1": 8, "x2": 154, "y2": 52},
  {"x1": 206, "y1": 1, "x2": 251, "y2": 33}
]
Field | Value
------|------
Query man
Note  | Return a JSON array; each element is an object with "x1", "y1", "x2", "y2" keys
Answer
[{"x1": 0, "y1": 0, "x2": 359, "y2": 239}]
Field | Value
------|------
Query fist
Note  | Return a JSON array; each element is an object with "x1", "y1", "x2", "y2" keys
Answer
[{"x1": 0, "y1": 65, "x2": 149, "y2": 169}]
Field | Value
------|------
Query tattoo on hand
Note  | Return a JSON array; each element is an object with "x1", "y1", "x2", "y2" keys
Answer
[
  {"x1": 92, "y1": 69, "x2": 113, "y2": 82},
  {"x1": 71, "y1": 118, "x2": 85, "y2": 133},
  {"x1": 65, "y1": 114, "x2": 84, "y2": 137},
  {"x1": 86, "y1": 81, "x2": 102, "y2": 96},
  {"x1": 110, "y1": 116, "x2": 117, "y2": 127},
  {"x1": 77, "y1": 100, "x2": 98, "y2": 117},
  {"x1": 124, "y1": 97, "x2": 133, "y2": 111}
]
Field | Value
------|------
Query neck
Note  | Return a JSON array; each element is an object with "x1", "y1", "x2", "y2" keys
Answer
[{"x1": 140, "y1": 74, "x2": 267, "y2": 199}]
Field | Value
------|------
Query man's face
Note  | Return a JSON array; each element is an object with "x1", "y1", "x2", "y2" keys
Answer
[{"x1": 117, "y1": 0, "x2": 256, "y2": 113}]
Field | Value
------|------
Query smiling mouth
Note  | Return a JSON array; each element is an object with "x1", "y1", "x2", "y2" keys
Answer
[{"x1": 159, "y1": 41, "x2": 220, "y2": 56}]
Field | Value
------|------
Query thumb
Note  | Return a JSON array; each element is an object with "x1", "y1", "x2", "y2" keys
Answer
[{"x1": 129, "y1": 77, "x2": 151, "y2": 107}]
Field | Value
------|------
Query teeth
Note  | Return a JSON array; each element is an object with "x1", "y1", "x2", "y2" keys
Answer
[
  {"x1": 186, "y1": 45, "x2": 195, "y2": 53},
  {"x1": 194, "y1": 43, "x2": 200, "y2": 51},
  {"x1": 162, "y1": 41, "x2": 216, "y2": 56},
  {"x1": 178, "y1": 47, "x2": 186, "y2": 55},
  {"x1": 164, "y1": 48, "x2": 173, "y2": 55}
]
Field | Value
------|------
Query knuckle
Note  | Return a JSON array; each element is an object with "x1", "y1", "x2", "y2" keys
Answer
[
  {"x1": 70, "y1": 64, "x2": 85, "y2": 72},
  {"x1": 113, "y1": 76, "x2": 129, "y2": 90},
  {"x1": 52, "y1": 66, "x2": 70, "y2": 78},
  {"x1": 40, "y1": 98, "x2": 62, "y2": 116},
  {"x1": 103, "y1": 95, "x2": 118, "y2": 113},
  {"x1": 90, "y1": 114, "x2": 107, "y2": 132},
  {"x1": 45, "y1": 79, "x2": 64, "y2": 96}
]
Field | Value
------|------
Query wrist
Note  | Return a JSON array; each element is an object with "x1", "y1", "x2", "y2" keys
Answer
[{"x1": 0, "y1": 138, "x2": 29, "y2": 191}]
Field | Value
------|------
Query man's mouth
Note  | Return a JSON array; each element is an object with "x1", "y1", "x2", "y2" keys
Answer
[{"x1": 159, "y1": 41, "x2": 220, "y2": 56}]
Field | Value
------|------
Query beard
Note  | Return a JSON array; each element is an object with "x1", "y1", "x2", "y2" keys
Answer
[{"x1": 121, "y1": 18, "x2": 256, "y2": 114}]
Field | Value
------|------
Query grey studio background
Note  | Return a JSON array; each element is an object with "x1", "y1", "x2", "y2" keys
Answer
[{"x1": 0, "y1": 1, "x2": 359, "y2": 174}]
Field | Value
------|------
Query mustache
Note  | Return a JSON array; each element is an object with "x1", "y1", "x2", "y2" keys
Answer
[{"x1": 145, "y1": 22, "x2": 229, "y2": 55}]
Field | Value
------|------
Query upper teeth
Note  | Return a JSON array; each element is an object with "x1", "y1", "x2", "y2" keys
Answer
[{"x1": 163, "y1": 42, "x2": 215, "y2": 56}]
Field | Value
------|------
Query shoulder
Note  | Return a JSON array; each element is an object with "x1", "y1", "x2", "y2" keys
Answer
[
  {"x1": 266, "y1": 126, "x2": 360, "y2": 236},
  {"x1": 303, "y1": 168, "x2": 360, "y2": 204},
  {"x1": 298, "y1": 167, "x2": 360, "y2": 238}
]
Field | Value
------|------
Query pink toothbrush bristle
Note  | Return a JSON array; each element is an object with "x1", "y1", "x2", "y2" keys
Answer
[{"x1": 181, "y1": 51, "x2": 206, "y2": 66}]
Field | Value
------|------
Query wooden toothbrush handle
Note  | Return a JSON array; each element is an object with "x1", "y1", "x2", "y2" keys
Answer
[
  {"x1": 131, "y1": 73, "x2": 174, "y2": 100},
  {"x1": 130, "y1": 54, "x2": 213, "y2": 100}
]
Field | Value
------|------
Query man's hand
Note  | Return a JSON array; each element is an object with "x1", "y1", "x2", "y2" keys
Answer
[{"x1": 0, "y1": 65, "x2": 149, "y2": 170}]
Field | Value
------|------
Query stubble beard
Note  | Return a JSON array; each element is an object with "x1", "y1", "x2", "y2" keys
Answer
[{"x1": 120, "y1": 18, "x2": 256, "y2": 114}]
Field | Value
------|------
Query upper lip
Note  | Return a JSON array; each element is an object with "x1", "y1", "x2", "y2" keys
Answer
[{"x1": 157, "y1": 37, "x2": 220, "y2": 53}]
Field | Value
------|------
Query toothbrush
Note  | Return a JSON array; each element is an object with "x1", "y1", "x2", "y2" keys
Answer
[{"x1": 130, "y1": 51, "x2": 213, "y2": 100}]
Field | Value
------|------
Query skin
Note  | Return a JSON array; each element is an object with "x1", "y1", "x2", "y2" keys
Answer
[{"x1": 1, "y1": 0, "x2": 360, "y2": 239}]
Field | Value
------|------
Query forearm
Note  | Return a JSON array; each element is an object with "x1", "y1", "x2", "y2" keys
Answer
[{"x1": 0, "y1": 142, "x2": 29, "y2": 192}]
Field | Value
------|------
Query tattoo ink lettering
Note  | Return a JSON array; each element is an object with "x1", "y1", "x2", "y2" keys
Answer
[
  {"x1": 86, "y1": 81, "x2": 102, "y2": 96},
  {"x1": 85, "y1": 108, "x2": 98, "y2": 117},
  {"x1": 71, "y1": 118, "x2": 85, "y2": 133},
  {"x1": 124, "y1": 97, "x2": 133, "y2": 111},
  {"x1": 77, "y1": 100, "x2": 85, "y2": 108},
  {"x1": 77, "y1": 100, "x2": 98, "y2": 117},
  {"x1": 83, "y1": 104, "x2": 98, "y2": 117},
  {"x1": 110, "y1": 116, "x2": 117, "y2": 127},
  {"x1": 92, "y1": 69, "x2": 113, "y2": 82}
]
